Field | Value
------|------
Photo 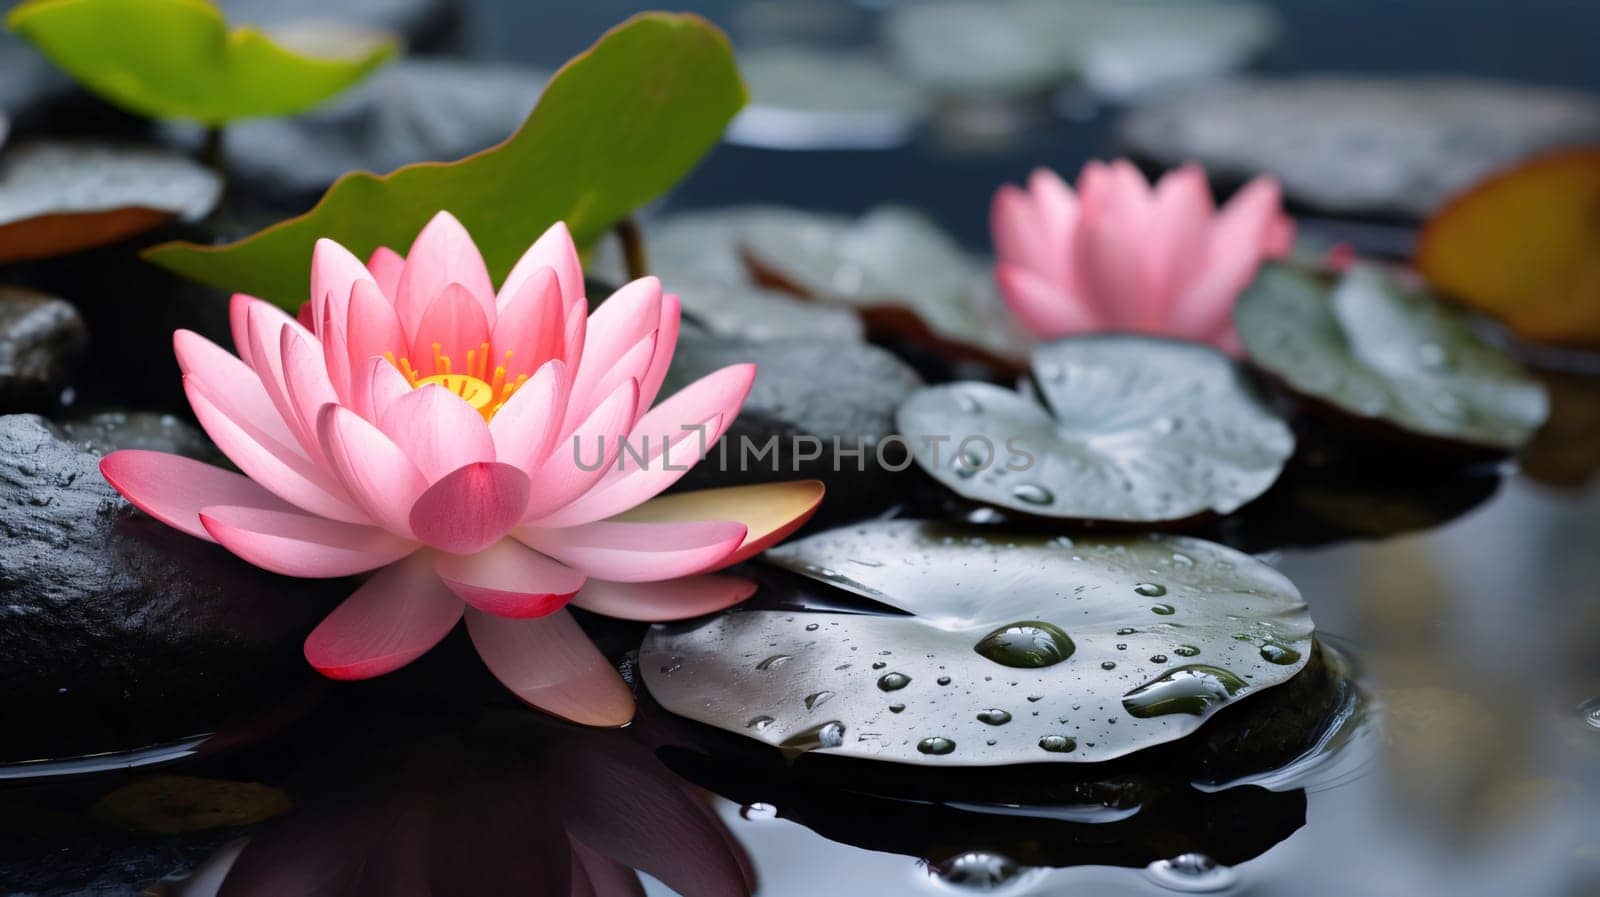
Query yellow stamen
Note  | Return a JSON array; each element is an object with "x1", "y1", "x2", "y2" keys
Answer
[{"x1": 387, "y1": 346, "x2": 530, "y2": 421}]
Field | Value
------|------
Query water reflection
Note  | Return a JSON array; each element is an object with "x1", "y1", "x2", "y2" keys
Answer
[{"x1": 163, "y1": 709, "x2": 755, "y2": 897}]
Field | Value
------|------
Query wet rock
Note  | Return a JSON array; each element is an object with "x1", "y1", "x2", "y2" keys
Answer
[
  {"x1": 0, "y1": 415, "x2": 346, "y2": 764},
  {"x1": 662, "y1": 336, "x2": 923, "y2": 524},
  {"x1": 0, "y1": 286, "x2": 86, "y2": 412},
  {"x1": 224, "y1": 59, "x2": 546, "y2": 211},
  {"x1": 1117, "y1": 77, "x2": 1600, "y2": 220}
]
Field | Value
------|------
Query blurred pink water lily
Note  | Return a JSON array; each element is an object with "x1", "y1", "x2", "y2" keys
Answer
[
  {"x1": 991, "y1": 159, "x2": 1295, "y2": 352},
  {"x1": 101, "y1": 211, "x2": 823, "y2": 726}
]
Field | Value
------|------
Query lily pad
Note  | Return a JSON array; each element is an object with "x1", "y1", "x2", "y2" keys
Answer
[
  {"x1": 6, "y1": 0, "x2": 395, "y2": 124},
  {"x1": 1234, "y1": 264, "x2": 1549, "y2": 453},
  {"x1": 662, "y1": 334, "x2": 921, "y2": 523},
  {"x1": 586, "y1": 209, "x2": 865, "y2": 342},
  {"x1": 641, "y1": 520, "x2": 1314, "y2": 766},
  {"x1": 0, "y1": 140, "x2": 221, "y2": 263},
  {"x1": 739, "y1": 205, "x2": 1031, "y2": 369},
  {"x1": 896, "y1": 336, "x2": 1294, "y2": 523},
  {"x1": 144, "y1": 12, "x2": 746, "y2": 307}
]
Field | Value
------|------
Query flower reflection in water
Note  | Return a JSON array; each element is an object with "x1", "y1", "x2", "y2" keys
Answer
[{"x1": 174, "y1": 710, "x2": 754, "y2": 897}]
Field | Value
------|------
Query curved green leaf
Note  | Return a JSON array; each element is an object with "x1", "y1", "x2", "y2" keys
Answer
[
  {"x1": 143, "y1": 12, "x2": 747, "y2": 307},
  {"x1": 6, "y1": 0, "x2": 396, "y2": 124}
]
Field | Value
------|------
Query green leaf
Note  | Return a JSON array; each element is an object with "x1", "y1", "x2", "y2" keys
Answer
[
  {"x1": 5, "y1": 0, "x2": 396, "y2": 125},
  {"x1": 143, "y1": 12, "x2": 747, "y2": 307}
]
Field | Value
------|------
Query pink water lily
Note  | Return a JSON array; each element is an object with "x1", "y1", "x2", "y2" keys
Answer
[
  {"x1": 101, "y1": 211, "x2": 823, "y2": 726},
  {"x1": 991, "y1": 159, "x2": 1295, "y2": 352}
]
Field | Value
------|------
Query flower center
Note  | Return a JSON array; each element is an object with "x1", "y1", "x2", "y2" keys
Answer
[{"x1": 385, "y1": 341, "x2": 530, "y2": 421}]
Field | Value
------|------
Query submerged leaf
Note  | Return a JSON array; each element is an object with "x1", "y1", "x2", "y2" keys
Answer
[
  {"x1": 1416, "y1": 147, "x2": 1600, "y2": 345},
  {"x1": 1235, "y1": 264, "x2": 1549, "y2": 452},
  {"x1": 642, "y1": 520, "x2": 1313, "y2": 766},
  {"x1": 144, "y1": 12, "x2": 746, "y2": 306},
  {"x1": 0, "y1": 140, "x2": 221, "y2": 263},
  {"x1": 896, "y1": 335, "x2": 1293, "y2": 523},
  {"x1": 6, "y1": 0, "x2": 395, "y2": 124}
]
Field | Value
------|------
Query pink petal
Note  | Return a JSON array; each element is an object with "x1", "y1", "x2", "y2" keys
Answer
[
  {"x1": 228, "y1": 293, "x2": 261, "y2": 368},
  {"x1": 279, "y1": 327, "x2": 340, "y2": 455},
  {"x1": 100, "y1": 449, "x2": 296, "y2": 542},
  {"x1": 366, "y1": 356, "x2": 414, "y2": 424},
  {"x1": 565, "y1": 332, "x2": 657, "y2": 437},
  {"x1": 408, "y1": 462, "x2": 531, "y2": 554},
  {"x1": 571, "y1": 575, "x2": 756, "y2": 622},
  {"x1": 366, "y1": 245, "x2": 405, "y2": 300},
  {"x1": 395, "y1": 211, "x2": 495, "y2": 338},
  {"x1": 491, "y1": 266, "x2": 568, "y2": 383},
  {"x1": 304, "y1": 554, "x2": 461, "y2": 679},
  {"x1": 344, "y1": 280, "x2": 407, "y2": 415},
  {"x1": 317, "y1": 404, "x2": 428, "y2": 537},
  {"x1": 310, "y1": 238, "x2": 376, "y2": 345},
  {"x1": 1072, "y1": 159, "x2": 1158, "y2": 328},
  {"x1": 521, "y1": 379, "x2": 638, "y2": 522},
  {"x1": 994, "y1": 264, "x2": 1097, "y2": 339},
  {"x1": 246, "y1": 300, "x2": 323, "y2": 460},
  {"x1": 1027, "y1": 166, "x2": 1080, "y2": 276},
  {"x1": 489, "y1": 360, "x2": 569, "y2": 475},
  {"x1": 432, "y1": 538, "x2": 584, "y2": 618},
  {"x1": 173, "y1": 328, "x2": 299, "y2": 451},
  {"x1": 410, "y1": 283, "x2": 492, "y2": 379},
  {"x1": 991, "y1": 183, "x2": 1056, "y2": 280},
  {"x1": 636, "y1": 293, "x2": 680, "y2": 415},
  {"x1": 1169, "y1": 174, "x2": 1289, "y2": 338},
  {"x1": 1144, "y1": 163, "x2": 1216, "y2": 322},
  {"x1": 199, "y1": 504, "x2": 415, "y2": 578},
  {"x1": 607, "y1": 480, "x2": 826, "y2": 568},
  {"x1": 515, "y1": 519, "x2": 746, "y2": 583},
  {"x1": 378, "y1": 384, "x2": 496, "y2": 482},
  {"x1": 466, "y1": 608, "x2": 634, "y2": 725},
  {"x1": 532, "y1": 363, "x2": 754, "y2": 529},
  {"x1": 184, "y1": 374, "x2": 365, "y2": 524},
  {"x1": 318, "y1": 298, "x2": 353, "y2": 403},
  {"x1": 566, "y1": 277, "x2": 661, "y2": 423},
  {"x1": 499, "y1": 220, "x2": 584, "y2": 317}
]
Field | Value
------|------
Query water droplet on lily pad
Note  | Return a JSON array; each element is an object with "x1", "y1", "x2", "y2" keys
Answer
[
  {"x1": 1011, "y1": 483, "x2": 1054, "y2": 505},
  {"x1": 1143, "y1": 852, "x2": 1237, "y2": 892},
  {"x1": 1259, "y1": 641, "x2": 1301, "y2": 665},
  {"x1": 877, "y1": 672, "x2": 911, "y2": 691},
  {"x1": 780, "y1": 720, "x2": 846, "y2": 752},
  {"x1": 976, "y1": 709, "x2": 1012, "y2": 726},
  {"x1": 804, "y1": 690, "x2": 835, "y2": 710},
  {"x1": 930, "y1": 851, "x2": 1025, "y2": 891},
  {"x1": 1038, "y1": 735, "x2": 1076, "y2": 753},
  {"x1": 1151, "y1": 603, "x2": 1176, "y2": 615},
  {"x1": 917, "y1": 736, "x2": 957, "y2": 755},
  {"x1": 974, "y1": 621, "x2": 1075, "y2": 668},
  {"x1": 1123, "y1": 665, "x2": 1248, "y2": 718},
  {"x1": 641, "y1": 521, "x2": 1312, "y2": 765},
  {"x1": 1135, "y1": 582, "x2": 1167, "y2": 597}
]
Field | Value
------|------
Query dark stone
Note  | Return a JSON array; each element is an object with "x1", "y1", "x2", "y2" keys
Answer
[
  {"x1": 662, "y1": 336, "x2": 923, "y2": 525},
  {"x1": 1117, "y1": 76, "x2": 1600, "y2": 220},
  {"x1": 0, "y1": 286, "x2": 87, "y2": 412},
  {"x1": 0, "y1": 415, "x2": 347, "y2": 764}
]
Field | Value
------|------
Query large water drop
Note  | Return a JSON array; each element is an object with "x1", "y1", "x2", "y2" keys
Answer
[
  {"x1": 974, "y1": 621, "x2": 1076, "y2": 668},
  {"x1": 1122, "y1": 665, "x2": 1248, "y2": 718}
]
